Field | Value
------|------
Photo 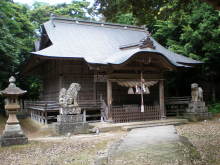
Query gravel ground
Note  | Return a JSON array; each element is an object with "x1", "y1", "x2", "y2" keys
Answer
[
  {"x1": 176, "y1": 120, "x2": 220, "y2": 165},
  {"x1": 1, "y1": 115, "x2": 220, "y2": 165},
  {"x1": 0, "y1": 132, "x2": 125, "y2": 165}
]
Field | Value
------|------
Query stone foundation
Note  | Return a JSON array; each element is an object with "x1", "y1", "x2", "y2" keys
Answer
[
  {"x1": 56, "y1": 122, "x2": 89, "y2": 135},
  {"x1": 0, "y1": 124, "x2": 28, "y2": 147},
  {"x1": 184, "y1": 101, "x2": 212, "y2": 121},
  {"x1": 56, "y1": 113, "x2": 89, "y2": 135},
  {"x1": 187, "y1": 101, "x2": 208, "y2": 113}
]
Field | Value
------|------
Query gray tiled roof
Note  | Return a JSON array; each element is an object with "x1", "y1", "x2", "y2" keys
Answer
[{"x1": 32, "y1": 17, "x2": 202, "y2": 67}]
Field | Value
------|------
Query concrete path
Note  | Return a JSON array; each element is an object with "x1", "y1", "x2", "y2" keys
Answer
[{"x1": 109, "y1": 125, "x2": 193, "y2": 165}]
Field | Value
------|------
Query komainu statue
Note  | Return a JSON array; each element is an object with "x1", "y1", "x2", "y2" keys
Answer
[
  {"x1": 191, "y1": 83, "x2": 203, "y2": 102},
  {"x1": 59, "y1": 83, "x2": 81, "y2": 107},
  {"x1": 56, "y1": 83, "x2": 88, "y2": 135}
]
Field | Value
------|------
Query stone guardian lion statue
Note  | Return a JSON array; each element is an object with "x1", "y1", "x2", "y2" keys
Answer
[
  {"x1": 59, "y1": 83, "x2": 81, "y2": 107},
  {"x1": 191, "y1": 83, "x2": 203, "y2": 102}
]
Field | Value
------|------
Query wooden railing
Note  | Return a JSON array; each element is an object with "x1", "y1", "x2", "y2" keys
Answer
[
  {"x1": 24, "y1": 99, "x2": 108, "y2": 123},
  {"x1": 24, "y1": 100, "x2": 59, "y2": 111},
  {"x1": 112, "y1": 105, "x2": 160, "y2": 123},
  {"x1": 165, "y1": 96, "x2": 191, "y2": 105},
  {"x1": 165, "y1": 96, "x2": 191, "y2": 116}
]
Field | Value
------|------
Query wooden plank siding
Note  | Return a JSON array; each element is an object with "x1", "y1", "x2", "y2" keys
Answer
[
  {"x1": 62, "y1": 60, "x2": 95, "y2": 101},
  {"x1": 41, "y1": 60, "x2": 60, "y2": 101},
  {"x1": 40, "y1": 59, "x2": 96, "y2": 102}
]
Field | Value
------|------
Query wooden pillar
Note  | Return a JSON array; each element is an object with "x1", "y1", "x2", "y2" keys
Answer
[
  {"x1": 30, "y1": 110, "x2": 33, "y2": 120},
  {"x1": 38, "y1": 111, "x2": 40, "y2": 123},
  {"x1": 83, "y1": 109, "x2": 86, "y2": 122},
  {"x1": 107, "y1": 79, "x2": 112, "y2": 119},
  {"x1": 93, "y1": 71, "x2": 97, "y2": 100},
  {"x1": 33, "y1": 110, "x2": 36, "y2": 120},
  {"x1": 59, "y1": 74, "x2": 63, "y2": 90},
  {"x1": 159, "y1": 80, "x2": 166, "y2": 119},
  {"x1": 59, "y1": 60, "x2": 63, "y2": 91},
  {"x1": 45, "y1": 111, "x2": 48, "y2": 124}
]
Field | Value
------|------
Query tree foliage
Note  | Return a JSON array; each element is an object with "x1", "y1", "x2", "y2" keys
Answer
[
  {"x1": 94, "y1": 0, "x2": 190, "y2": 28},
  {"x1": 29, "y1": 1, "x2": 91, "y2": 29},
  {"x1": 0, "y1": 0, "x2": 34, "y2": 88},
  {"x1": 153, "y1": 1, "x2": 220, "y2": 77}
]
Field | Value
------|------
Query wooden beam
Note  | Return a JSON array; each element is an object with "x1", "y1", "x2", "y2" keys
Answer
[
  {"x1": 108, "y1": 73, "x2": 163, "y2": 80},
  {"x1": 112, "y1": 65, "x2": 158, "y2": 71},
  {"x1": 159, "y1": 80, "x2": 166, "y2": 119}
]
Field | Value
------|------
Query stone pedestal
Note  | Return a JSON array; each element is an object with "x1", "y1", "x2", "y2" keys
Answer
[
  {"x1": 56, "y1": 106, "x2": 89, "y2": 135},
  {"x1": 1, "y1": 123, "x2": 28, "y2": 146},
  {"x1": 184, "y1": 101, "x2": 212, "y2": 121},
  {"x1": 187, "y1": 101, "x2": 208, "y2": 113},
  {"x1": 1, "y1": 111, "x2": 28, "y2": 147}
]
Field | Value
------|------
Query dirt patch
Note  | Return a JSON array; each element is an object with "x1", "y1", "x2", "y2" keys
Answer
[
  {"x1": 176, "y1": 120, "x2": 220, "y2": 165},
  {"x1": 0, "y1": 131, "x2": 125, "y2": 165}
]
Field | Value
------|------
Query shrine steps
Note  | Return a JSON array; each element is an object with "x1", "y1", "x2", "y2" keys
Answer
[{"x1": 89, "y1": 118, "x2": 188, "y2": 132}]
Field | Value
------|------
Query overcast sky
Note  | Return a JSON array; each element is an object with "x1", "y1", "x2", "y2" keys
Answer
[{"x1": 13, "y1": 0, "x2": 95, "y2": 6}]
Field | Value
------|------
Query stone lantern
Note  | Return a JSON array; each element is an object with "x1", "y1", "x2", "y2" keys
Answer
[{"x1": 0, "y1": 76, "x2": 28, "y2": 146}]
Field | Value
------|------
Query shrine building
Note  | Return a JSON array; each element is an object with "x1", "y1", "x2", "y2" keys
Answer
[{"x1": 23, "y1": 16, "x2": 202, "y2": 123}]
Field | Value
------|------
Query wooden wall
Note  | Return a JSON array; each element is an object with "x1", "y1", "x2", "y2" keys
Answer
[
  {"x1": 95, "y1": 82, "x2": 107, "y2": 102},
  {"x1": 41, "y1": 60, "x2": 60, "y2": 101},
  {"x1": 40, "y1": 59, "x2": 96, "y2": 101},
  {"x1": 61, "y1": 60, "x2": 94, "y2": 101}
]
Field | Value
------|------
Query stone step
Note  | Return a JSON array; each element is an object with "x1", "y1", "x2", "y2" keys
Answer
[
  {"x1": 121, "y1": 121, "x2": 188, "y2": 131},
  {"x1": 90, "y1": 119, "x2": 188, "y2": 132}
]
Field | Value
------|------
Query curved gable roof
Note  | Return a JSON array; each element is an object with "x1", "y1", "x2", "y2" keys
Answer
[{"x1": 32, "y1": 17, "x2": 202, "y2": 67}]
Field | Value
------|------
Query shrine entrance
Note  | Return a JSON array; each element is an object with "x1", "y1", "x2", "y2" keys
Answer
[
  {"x1": 106, "y1": 74, "x2": 165, "y2": 122},
  {"x1": 104, "y1": 52, "x2": 169, "y2": 122}
]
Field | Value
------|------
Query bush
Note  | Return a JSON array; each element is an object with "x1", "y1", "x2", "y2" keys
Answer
[{"x1": 209, "y1": 103, "x2": 220, "y2": 114}]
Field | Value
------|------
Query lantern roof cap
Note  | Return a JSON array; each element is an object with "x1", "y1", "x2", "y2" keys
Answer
[{"x1": 0, "y1": 76, "x2": 27, "y2": 96}]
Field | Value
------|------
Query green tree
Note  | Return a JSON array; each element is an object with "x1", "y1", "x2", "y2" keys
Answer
[
  {"x1": 29, "y1": 1, "x2": 91, "y2": 29},
  {"x1": 154, "y1": 1, "x2": 220, "y2": 71},
  {"x1": 94, "y1": 0, "x2": 190, "y2": 28},
  {"x1": 0, "y1": 0, "x2": 35, "y2": 87}
]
